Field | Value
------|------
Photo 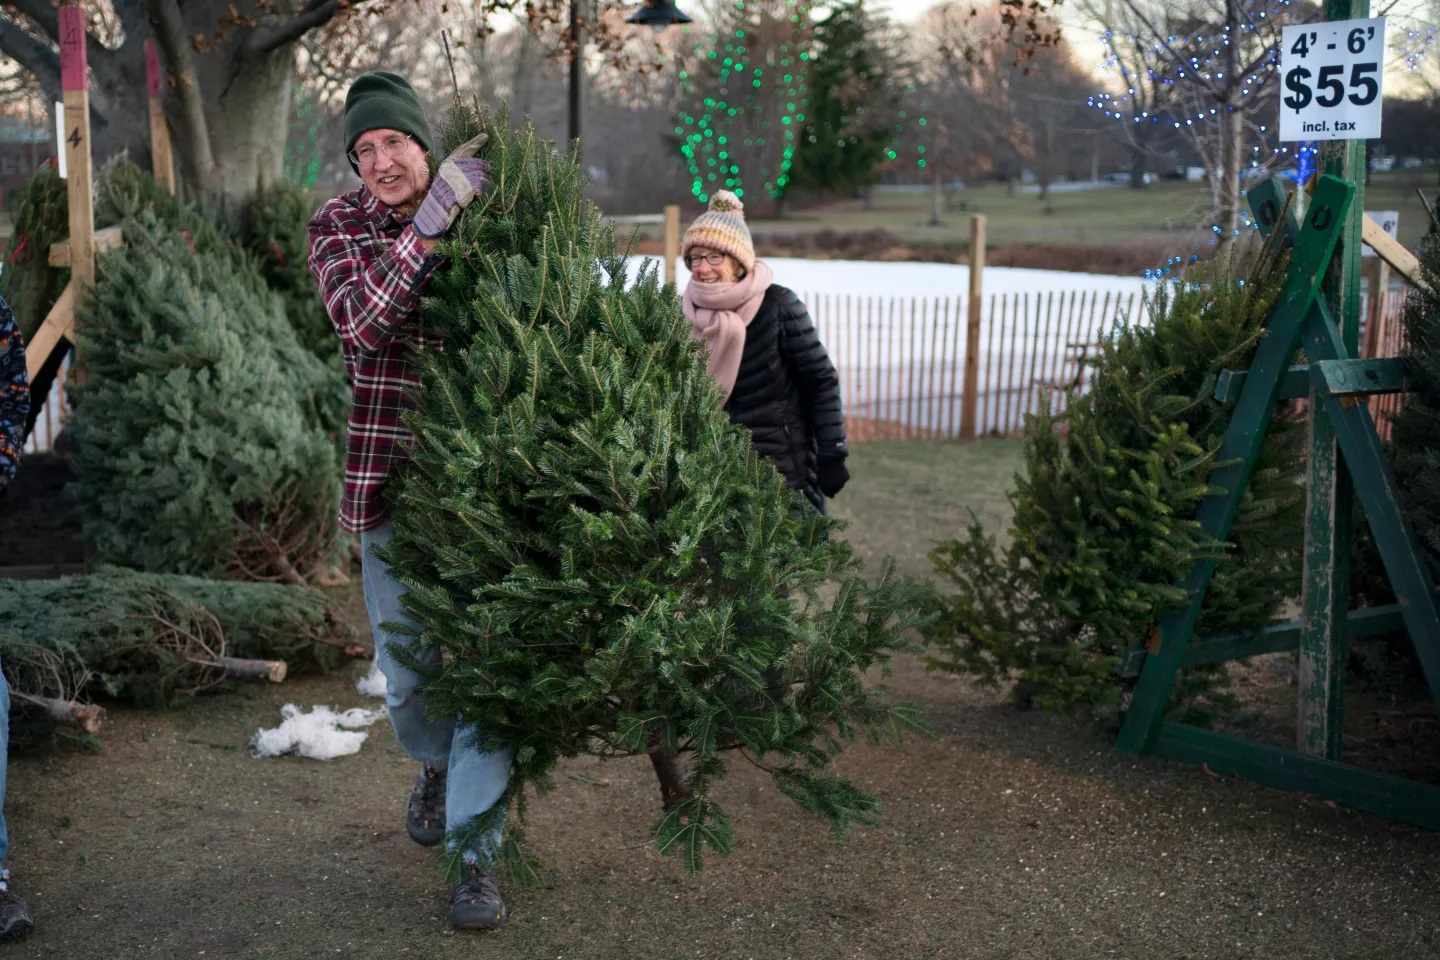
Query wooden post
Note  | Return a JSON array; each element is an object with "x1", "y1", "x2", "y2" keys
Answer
[
  {"x1": 1297, "y1": 0, "x2": 1368, "y2": 762},
  {"x1": 145, "y1": 39, "x2": 174, "y2": 196},
  {"x1": 59, "y1": 8, "x2": 93, "y2": 293},
  {"x1": 960, "y1": 214, "x2": 985, "y2": 440},
  {"x1": 662, "y1": 204, "x2": 681, "y2": 286}
]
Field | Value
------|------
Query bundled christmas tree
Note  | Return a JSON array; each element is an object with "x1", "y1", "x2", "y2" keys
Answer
[
  {"x1": 0, "y1": 567, "x2": 362, "y2": 734},
  {"x1": 1, "y1": 163, "x2": 71, "y2": 440},
  {"x1": 0, "y1": 162, "x2": 69, "y2": 343},
  {"x1": 93, "y1": 161, "x2": 348, "y2": 434},
  {"x1": 1388, "y1": 237, "x2": 1440, "y2": 574},
  {"x1": 243, "y1": 180, "x2": 345, "y2": 368},
  {"x1": 383, "y1": 102, "x2": 928, "y2": 881},
  {"x1": 925, "y1": 246, "x2": 1305, "y2": 715},
  {"x1": 68, "y1": 213, "x2": 344, "y2": 583}
]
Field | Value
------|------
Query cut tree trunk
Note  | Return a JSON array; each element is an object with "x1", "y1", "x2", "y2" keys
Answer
[
  {"x1": 208, "y1": 656, "x2": 288, "y2": 683},
  {"x1": 10, "y1": 690, "x2": 106, "y2": 734},
  {"x1": 648, "y1": 748, "x2": 694, "y2": 809}
]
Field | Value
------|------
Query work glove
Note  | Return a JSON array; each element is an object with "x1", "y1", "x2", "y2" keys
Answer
[
  {"x1": 816, "y1": 456, "x2": 850, "y2": 498},
  {"x1": 413, "y1": 133, "x2": 490, "y2": 239}
]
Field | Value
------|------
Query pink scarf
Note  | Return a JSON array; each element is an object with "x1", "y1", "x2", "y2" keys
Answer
[{"x1": 682, "y1": 260, "x2": 774, "y2": 403}]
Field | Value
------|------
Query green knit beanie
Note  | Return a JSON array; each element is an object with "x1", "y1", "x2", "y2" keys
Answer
[{"x1": 343, "y1": 72, "x2": 433, "y2": 166}]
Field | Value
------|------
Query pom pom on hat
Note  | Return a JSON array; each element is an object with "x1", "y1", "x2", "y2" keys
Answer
[
  {"x1": 681, "y1": 190, "x2": 755, "y2": 272},
  {"x1": 708, "y1": 191, "x2": 745, "y2": 217}
]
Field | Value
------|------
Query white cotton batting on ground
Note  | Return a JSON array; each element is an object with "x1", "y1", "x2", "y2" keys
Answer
[
  {"x1": 251, "y1": 704, "x2": 389, "y2": 760},
  {"x1": 356, "y1": 658, "x2": 387, "y2": 698}
]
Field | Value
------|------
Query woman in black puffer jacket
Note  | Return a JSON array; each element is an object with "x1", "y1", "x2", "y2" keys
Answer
[{"x1": 680, "y1": 191, "x2": 848, "y2": 511}]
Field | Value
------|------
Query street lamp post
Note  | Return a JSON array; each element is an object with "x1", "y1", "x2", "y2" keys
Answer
[{"x1": 568, "y1": 0, "x2": 693, "y2": 151}]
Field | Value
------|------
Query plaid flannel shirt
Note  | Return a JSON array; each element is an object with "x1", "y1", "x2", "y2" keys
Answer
[
  {"x1": 0, "y1": 296, "x2": 29, "y2": 489},
  {"x1": 308, "y1": 187, "x2": 444, "y2": 533}
]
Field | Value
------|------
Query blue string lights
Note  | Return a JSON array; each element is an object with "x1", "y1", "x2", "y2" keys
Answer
[{"x1": 1088, "y1": 1, "x2": 1305, "y2": 279}]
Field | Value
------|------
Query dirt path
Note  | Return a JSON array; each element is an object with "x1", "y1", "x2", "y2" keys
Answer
[
  {"x1": 4, "y1": 644, "x2": 1436, "y2": 960},
  {"x1": 6, "y1": 441, "x2": 1439, "y2": 958}
]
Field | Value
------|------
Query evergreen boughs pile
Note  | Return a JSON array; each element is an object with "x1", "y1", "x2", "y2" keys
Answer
[
  {"x1": 68, "y1": 213, "x2": 344, "y2": 583},
  {"x1": 0, "y1": 567, "x2": 358, "y2": 720},
  {"x1": 925, "y1": 247, "x2": 1305, "y2": 715},
  {"x1": 384, "y1": 102, "x2": 929, "y2": 882}
]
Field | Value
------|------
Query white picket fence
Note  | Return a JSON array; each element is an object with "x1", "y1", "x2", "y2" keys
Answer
[
  {"x1": 23, "y1": 353, "x2": 67, "y2": 455},
  {"x1": 803, "y1": 288, "x2": 1144, "y2": 440}
]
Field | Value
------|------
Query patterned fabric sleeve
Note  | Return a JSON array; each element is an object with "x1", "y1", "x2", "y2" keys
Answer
[
  {"x1": 307, "y1": 198, "x2": 434, "y2": 355},
  {"x1": 0, "y1": 296, "x2": 30, "y2": 487}
]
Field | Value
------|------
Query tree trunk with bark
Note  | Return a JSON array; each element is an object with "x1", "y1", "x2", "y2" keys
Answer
[
  {"x1": 1215, "y1": 102, "x2": 1244, "y2": 257},
  {"x1": 0, "y1": 0, "x2": 331, "y2": 223}
]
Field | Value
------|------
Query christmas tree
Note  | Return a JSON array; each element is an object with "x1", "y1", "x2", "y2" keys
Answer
[
  {"x1": 68, "y1": 212, "x2": 344, "y2": 583},
  {"x1": 0, "y1": 162, "x2": 69, "y2": 344},
  {"x1": 94, "y1": 162, "x2": 348, "y2": 432},
  {"x1": 926, "y1": 246, "x2": 1305, "y2": 714},
  {"x1": 1355, "y1": 235, "x2": 1440, "y2": 674},
  {"x1": 244, "y1": 180, "x2": 346, "y2": 368},
  {"x1": 383, "y1": 102, "x2": 928, "y2": 881},
  {"x1": 1, "y1": 163, "x2": 71, "y2": 440},
  {"x1": 787, "y1": 0, "x2": 898, "y2": 197}
]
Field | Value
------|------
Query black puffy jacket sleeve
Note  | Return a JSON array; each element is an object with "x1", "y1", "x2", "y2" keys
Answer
[{"x1": 774, "y1": 286, "x2": 847, "y2": 459}]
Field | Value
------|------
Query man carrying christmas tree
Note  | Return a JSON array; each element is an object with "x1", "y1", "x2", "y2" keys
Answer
[
  {"x1": 306, "y1": 72, "x2": 508, "y2": 930},
  {"x1": 0, "y1": 294, "x2": 36, "y2": 941}
]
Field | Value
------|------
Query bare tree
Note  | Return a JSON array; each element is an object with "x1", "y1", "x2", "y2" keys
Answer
[
  {"x1": 0, "y1": 0, "x2": 679, "y2": 218},
  {"x1": 1082, "y1": 0, "x2": 1304, "y2": 250},
  {"x1": 909, "y1": 2, "x2": 1034, "y2": 224}
]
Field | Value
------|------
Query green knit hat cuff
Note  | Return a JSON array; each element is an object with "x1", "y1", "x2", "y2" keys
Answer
[{"x1": 343, "y1": 72, "x2": 434, "y2": 163}]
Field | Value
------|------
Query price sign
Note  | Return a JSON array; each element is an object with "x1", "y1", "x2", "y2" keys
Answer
[{"x1": 1280, "y1": 17, "x2": 1385, "y2": 142}]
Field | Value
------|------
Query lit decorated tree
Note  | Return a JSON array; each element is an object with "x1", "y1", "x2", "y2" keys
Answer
[{"x1": 676, "y1": 0, "x2": 815, "y2": 213}]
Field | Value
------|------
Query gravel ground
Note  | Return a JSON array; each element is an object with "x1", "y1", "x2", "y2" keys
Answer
[{"x1": 5, "y1": 440, "x2": 1438, "y2": 959}]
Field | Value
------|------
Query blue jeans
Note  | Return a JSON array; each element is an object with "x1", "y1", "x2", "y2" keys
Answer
[
  {"x1": 360, "y1": 521, "x2": 512, "y2": 864},
  {"x1": 0, "y1": 655, "x2": 9, "y2": 874}
]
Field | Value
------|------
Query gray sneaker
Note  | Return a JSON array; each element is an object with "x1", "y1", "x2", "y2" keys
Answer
[
  {"x1": 451, "y1": 862, "x2": 507, "y2": 929},
  {"x1": 0, "y1": 885, "x2": 34, "y2": 941},
  {"x1": 406, "y1": 763, "x2": 446, "y2": 847}
]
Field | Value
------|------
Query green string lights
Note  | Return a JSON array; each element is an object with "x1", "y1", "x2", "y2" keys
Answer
[
  {"x1": 676, "y1": 0, "x2": 814, "y2": 204},
  {"x1": 884, "y1": 89, "x2": 930, "y2": 175}
]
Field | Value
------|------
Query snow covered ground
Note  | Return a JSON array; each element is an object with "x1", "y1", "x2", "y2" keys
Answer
[{"x1": 636, "y1": 257, "x2": 1154, "y2": 436}]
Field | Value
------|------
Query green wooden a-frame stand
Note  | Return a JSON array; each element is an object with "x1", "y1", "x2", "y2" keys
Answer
[{"x1": 1115, "y1": 173, "x2": 1440, "y2": 829}]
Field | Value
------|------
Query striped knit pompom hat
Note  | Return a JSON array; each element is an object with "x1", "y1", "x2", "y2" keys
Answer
[{"x1": 681, "y1": 191, "x2": 756, "y2": 272}]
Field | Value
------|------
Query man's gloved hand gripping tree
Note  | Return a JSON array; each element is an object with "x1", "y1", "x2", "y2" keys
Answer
[{"x1": 383, "y1": 102, "x2": 930, "y2": 884}]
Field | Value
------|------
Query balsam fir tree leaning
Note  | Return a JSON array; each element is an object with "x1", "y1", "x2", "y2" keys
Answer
[{"x1": 382, "y1": 101, "x2": 929, "y2": 882}]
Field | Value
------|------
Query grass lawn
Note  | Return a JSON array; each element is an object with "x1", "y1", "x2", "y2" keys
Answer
[
  {"x1": 627, "y1": 167, "x2": 1440, "y2": 255},
  {"x1": 752, "y1": 181, "x2": 1214, "y2": 250},
  {"x1": 828, "y1": 438, "x2": 1024, "y2": 582}
]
